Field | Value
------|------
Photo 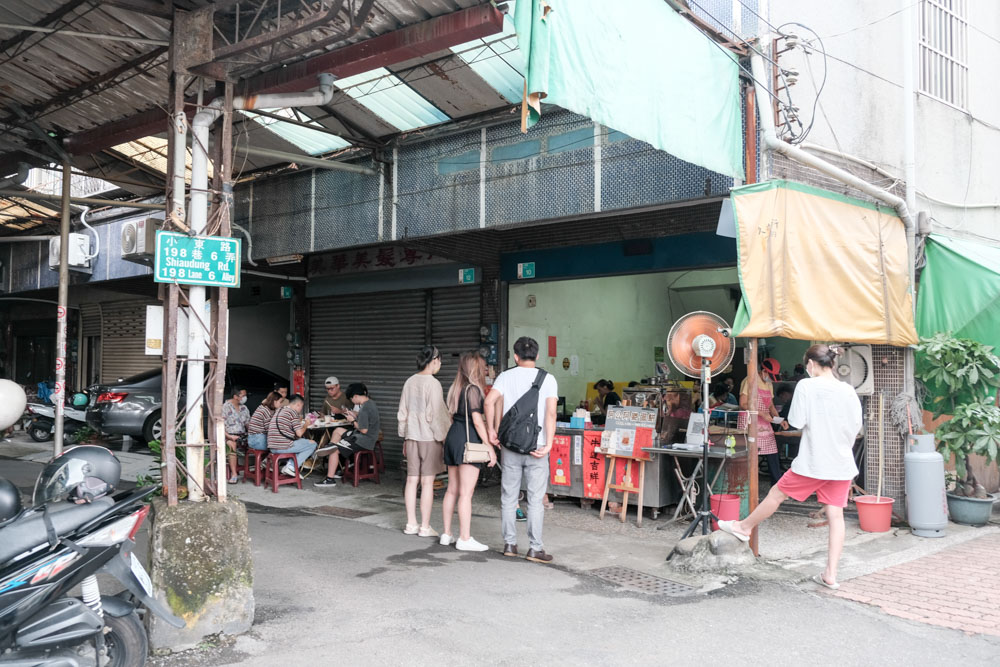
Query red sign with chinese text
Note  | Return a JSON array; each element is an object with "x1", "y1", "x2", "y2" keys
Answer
[
  {"x1": 582, "y1": 430, "x2": 606, "y2": 499},
  {"x1": 549, "y1": 434, "x2": 571, "y2": 486}
]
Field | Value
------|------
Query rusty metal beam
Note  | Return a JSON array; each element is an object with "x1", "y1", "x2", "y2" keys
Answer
[
  {"x1": 0, "y1": 0, "x2": 89, "y2": 53},
  {"x1": 98, "y1": 0, "x2": 173, "y2": 19},
  {"x1": 63, "y1": 4, "x2": 505, "y2": 155},
  {"x1": 210, "y1": 0, "x2": 346, "y2": 63}
]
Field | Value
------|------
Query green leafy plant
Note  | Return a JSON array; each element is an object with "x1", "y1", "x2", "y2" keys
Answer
[
  {"x1": 916, "y1": 333, "x2": 1000, "y2": 498},
  {"x1": 72, "y1": 426, "x2": 97, "y2": 444}
]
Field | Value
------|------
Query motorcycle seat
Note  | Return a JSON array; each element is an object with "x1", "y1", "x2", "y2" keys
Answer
[{"x1": 0, "y1": 498, "x2": 114, "y2": 565}]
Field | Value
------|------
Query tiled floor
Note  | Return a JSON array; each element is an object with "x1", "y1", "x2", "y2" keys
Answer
[{"x1": 831, "y1": 533, "x2": 1000, "y2": 637}]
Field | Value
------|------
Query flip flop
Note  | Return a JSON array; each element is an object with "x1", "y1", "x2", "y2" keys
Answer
[
  {"x1": 811, "y1": 574, "x2": 840, "y2": 590},
  {"x1": 716, "y1": 520, "x2": 750, "y2": 543}
]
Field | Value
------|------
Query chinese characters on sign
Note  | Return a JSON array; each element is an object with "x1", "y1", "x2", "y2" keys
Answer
[
  {"x1": 582, "y1": 430, "x2": 606, "y2": 500},
  {"x1": 549, "y1": 435, "x2": 572, "y2": 487},
  {"x1": 309, "y1": 246, "x2": 447, "y2": 277},
  {"x1": 154, "y1": 231, "x2": 241, "y2": 288},
  {"x1": 603, "y1": 406, "x2": 656, "y2": 459}
]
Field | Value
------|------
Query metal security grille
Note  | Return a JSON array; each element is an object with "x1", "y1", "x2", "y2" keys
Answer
[
  {"x1": 100, "y1": 301, "x2": 158, "y2": 383},
  {"x1": 590, "y1": 567, "x2": 696, "y2": 597},
  {"x1": 79, "y1": 303, "x2": 101, "y2": 337},
  {"x1": 919, "y1": 0, "x2": 968, "y2": 109},
  {"x1": 864, "y1": 345, "x2": 907, "y2": 505},
  {"x1": 309, "y1": 286, "x2": 481, "y2": 471}
]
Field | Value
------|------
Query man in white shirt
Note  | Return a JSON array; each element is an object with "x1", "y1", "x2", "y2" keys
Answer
[{"x1": 485, "y1": 337, "x2": 558, "y2": 564}]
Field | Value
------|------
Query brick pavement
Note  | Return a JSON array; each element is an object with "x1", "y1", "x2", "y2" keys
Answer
[{"x1": 829, "y1": 533, "x2": 1000, "y2": 637}]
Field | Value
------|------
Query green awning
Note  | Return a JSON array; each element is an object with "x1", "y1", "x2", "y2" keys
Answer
[
  {"x1": 916, "y1": 234, "x2": 1000, "y2": 351},
  {"x1": 513, "y1": 0, "x2": 744, "y2": 179}
]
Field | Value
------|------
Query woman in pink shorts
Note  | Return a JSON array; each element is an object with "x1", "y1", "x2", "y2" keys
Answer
[{"x1": 719, "y1": 344, "x2": 862, "y2": 590}]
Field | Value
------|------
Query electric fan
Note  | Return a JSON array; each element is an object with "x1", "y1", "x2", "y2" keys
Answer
[{"x1": 666, "y1": 311, "x2": 735, "y2": 538}]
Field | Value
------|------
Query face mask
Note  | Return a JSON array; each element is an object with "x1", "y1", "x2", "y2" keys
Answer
[
  {"x1": 353, "y1": 401, "x2": 362, "y2": 408},
  {"x1": 239, "y1": 396, "x2": 247, "y2": 405}
]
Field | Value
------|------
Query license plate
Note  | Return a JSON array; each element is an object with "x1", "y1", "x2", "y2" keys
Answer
[{"x1": 130, "y1": 553, "x2": 153, "y2": 596}]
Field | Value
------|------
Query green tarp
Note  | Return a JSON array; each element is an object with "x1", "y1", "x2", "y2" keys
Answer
[
  {"x1": 513, "y1": 0, "x2": 745, "y2": 179},
  {"x1": 916, "y1": 234, "x2": 1000, "y2": 351}
]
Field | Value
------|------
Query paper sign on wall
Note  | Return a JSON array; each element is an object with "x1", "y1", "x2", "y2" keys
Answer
[
  {"x1": 582, "y1": 430, "x2": 606, "y2": 499},
  {"x1": 573, "y1": 434, "x2": 583, "y2": 465},
  {"x1": 549, "y1": 435, "x2": 571, "y2": 487}
]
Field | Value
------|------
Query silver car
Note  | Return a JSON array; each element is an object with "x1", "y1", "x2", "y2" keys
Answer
[{"x1": 86, "y1": 364, "x2": 287, "y2": 443}]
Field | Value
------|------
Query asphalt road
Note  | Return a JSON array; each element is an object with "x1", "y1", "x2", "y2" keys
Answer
[{"x1": 149, "y1": 503, "x2": 999, "y2": 667}]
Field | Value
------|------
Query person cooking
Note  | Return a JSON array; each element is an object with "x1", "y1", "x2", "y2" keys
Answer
[
  {"x1": 590, "y1": 379, "x2": 621, "y2": 426},
  {"x1": 740, "y1": 358, "x2": 789, "y2": 485}
]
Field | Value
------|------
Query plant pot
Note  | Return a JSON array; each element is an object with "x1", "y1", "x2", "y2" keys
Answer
[{"x1": 946, "y1": 492, "x2": 996, "y2": 526}]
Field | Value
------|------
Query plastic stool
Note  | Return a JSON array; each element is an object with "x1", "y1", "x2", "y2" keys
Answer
[
  {"x1": 267, "y1": 452, "x2": 302, "y2": 492},
  {"x1": 243, "y1": 449, "x2": 269, "y2": 486},
  {"x1": 374, "y1": 440, "x2": 385, "y2": 474},
  {"x1": 344, "y1": 449, "x2": 380, "y2": 487}
]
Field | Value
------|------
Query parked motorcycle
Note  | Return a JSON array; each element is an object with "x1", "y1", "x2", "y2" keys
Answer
[
  {"x1": 0, "y1": 445, "x2": 184, "y2": 666},
  {"x1": 25, "y1": 395, "x2": 89, "y2": 444}
]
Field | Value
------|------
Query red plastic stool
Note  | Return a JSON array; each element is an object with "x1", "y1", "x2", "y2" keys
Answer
[
  {"x1": 267, "y1": 452, "x2": 302, "y2": 492},
  {"x1": 344, "y1": 449, "x2": 380, "y2": 487},
  {"x1": 374, "y1": 440, "x2": 385, "y2": 474},
  {"x1": 243, "y1": 449, "x2": 269, "y2": 486}
]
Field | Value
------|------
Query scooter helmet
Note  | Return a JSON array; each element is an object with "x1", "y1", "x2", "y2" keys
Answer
[
  {"x1": 0, "y1": 477, "x2": 22, "y2": 526},
  {"x1": 32, "y1": 445, "x2": 121, "y2": 506},
  {"x1": 71, "y1": 392, "x2": 88, "y2": 407}
]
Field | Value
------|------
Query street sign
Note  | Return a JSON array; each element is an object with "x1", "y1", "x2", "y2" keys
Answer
[
  {"x1": 517, "y1": 262, "x2": 536, "y2": 279},
  {"x1": 459, "y1": 268, "x2": 475, "y2": 284},
  {"x1": 154, "y1": 231, "x2": 241, "y2": 288},
  {"x1": 281, "y1": 285, "x2": 294, "y2": 299}
]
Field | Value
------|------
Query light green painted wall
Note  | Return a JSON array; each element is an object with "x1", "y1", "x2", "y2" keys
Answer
[{"x1": 508, "y1": 268, "x2": 740, "y2": 406}]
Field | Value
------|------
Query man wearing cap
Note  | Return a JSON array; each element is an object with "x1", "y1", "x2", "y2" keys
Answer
[{"x1": 321, "y1": 377, "x2": 351, "y2": 417}]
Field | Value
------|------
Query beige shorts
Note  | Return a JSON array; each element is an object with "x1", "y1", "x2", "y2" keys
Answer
[{"x1": 404, "y1": 439, "x2": 445, "y2": 477}]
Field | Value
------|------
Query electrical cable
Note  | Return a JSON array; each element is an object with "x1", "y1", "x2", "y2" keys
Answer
[
  {"x1": 77, "y1": 206, "x2": 100, "y2": 261},
  {"x1": 777, "y1": 22, "x2": 827, "y2": 144}
]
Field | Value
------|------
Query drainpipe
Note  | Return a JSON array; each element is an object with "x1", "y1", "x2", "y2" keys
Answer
[
  {"x1": 901, "y1": 0, "x2": 917, "y2": 395},
  {"x1": 184, "y1": 73, "x2": 336, "y2": 500},
  {"x1": 0, "y1": 162, "x2": 29, "y2": 189},
  {"x1": 749, "y1": 53, "x2": 916, "y2": 299}
]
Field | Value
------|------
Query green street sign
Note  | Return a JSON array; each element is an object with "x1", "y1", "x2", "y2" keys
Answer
[
  {"x1": 459, "y1": 268, "x2": 475, "y2": 284},
  {"x1": 154, "y1": 231, "x2": 241, "y2": 288},
  {"x1": 517, "y1": 262, "x2": 536, "y2": 279}
]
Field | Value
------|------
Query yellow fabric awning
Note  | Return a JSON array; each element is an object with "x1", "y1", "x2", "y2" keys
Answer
[{"x1": 731, "y1": 180, "x2": 918, "y2": 346}]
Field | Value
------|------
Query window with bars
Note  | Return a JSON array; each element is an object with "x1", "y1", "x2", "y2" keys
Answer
[{"x1": 919, "y1": 0, "x2": 969, "y2": 109}]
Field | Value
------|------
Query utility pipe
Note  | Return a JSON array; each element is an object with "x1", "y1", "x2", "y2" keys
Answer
[
  {"x1": 0, "y1": 23, "x2": 169, "y2": 46},
  {"x1": 0, "y1": 162, "x2": 29, "y2": 189},
  {"x1": 0, "y1": 236, "x2": 54, "y2": 242},
  {"x1": 184, "y1": 72, "x2": 337, "y2": 500},
  {"x1": 749, "y1": 53, "x2": 916, "y2": 292},
  {"x1": 901, "y1": 0, "x2": 917, "y2": 394},
  {"x1": 235, "y1": 145, "x2": 376, "y2": 175},
  {"x1": 0, "y1": 190, "x2": 165, "y2": 210},
  {"x1": 53, "y1": 160, "x2": 71, "y2": 456}
]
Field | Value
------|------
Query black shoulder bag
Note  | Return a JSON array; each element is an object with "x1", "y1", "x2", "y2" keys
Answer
[{"x1": 497, "y1": 369, "x2": 547, "y2": 455}]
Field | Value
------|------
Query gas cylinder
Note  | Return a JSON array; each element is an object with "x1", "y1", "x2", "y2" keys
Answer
[{"x1": 904, "y1": 434, "x2": 948, "y2": 537}]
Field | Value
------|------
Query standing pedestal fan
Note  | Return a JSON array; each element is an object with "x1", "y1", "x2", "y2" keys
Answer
[{"x1": 666, "y1": 311, "x2": 735, "y2": 538}]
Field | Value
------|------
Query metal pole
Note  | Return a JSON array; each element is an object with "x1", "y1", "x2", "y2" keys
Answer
[
  {"x1": 747, "y1": 339, "x2": 759, "y2": 556},
  {"x1": 53, "y1": 160, "x2": 71, "y2": 455}
]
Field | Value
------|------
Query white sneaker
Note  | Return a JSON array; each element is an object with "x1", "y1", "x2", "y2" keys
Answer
[
  {"x1": 439, "y1": 533, "x2": 454, "y2": 546},
  {"x1": 403, "y1": 524, "x2": 419, "y2": 535},
  {"x1": 280, "y1": 463, "x2": 296, "y2": 477},
  {"x1": 455, "y1": 537, "x2": 489, "y2": 552},
  {"x1": 418, "y1": 526, "x2": 439, "y2": 538}
]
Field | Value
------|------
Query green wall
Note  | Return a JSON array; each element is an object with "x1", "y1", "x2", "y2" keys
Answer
[{"x1": 508, "y1": 268, "x2": 740, "y2": 407}]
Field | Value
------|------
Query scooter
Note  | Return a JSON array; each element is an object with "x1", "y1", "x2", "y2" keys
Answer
[
  {"x1": 0, "y1": 483, "x2": 184, "y2": 665},
  {"x1": 24, "y1": 402, "x2": 88, "y2": 444}
]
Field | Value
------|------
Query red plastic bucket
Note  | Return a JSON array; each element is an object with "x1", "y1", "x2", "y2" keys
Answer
[
  {"x1": 855, "y1": 495, "x2": 894, "y2": 532},
  {"x1": 711, "y1": 494, "x2": 741, "y2": 531}
]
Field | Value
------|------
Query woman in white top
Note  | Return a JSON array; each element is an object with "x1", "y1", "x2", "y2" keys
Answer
[
  {"x1": 719, "y1": 344, "x2": 862, "y2": 590},
  {"x1": 397, "y1": 345, "x2": 451, "y2": 537}
]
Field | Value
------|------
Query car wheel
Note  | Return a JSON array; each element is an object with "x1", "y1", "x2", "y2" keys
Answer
[{"x1": 143, "y1": 412, "x2": 162, "y2": 444}]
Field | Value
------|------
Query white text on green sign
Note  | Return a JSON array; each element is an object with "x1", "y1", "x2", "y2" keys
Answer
[
  {"x1": 154, "y1": 231, "x2": 241, "y2": 288},
  {"x1": 517, "y1": 262, "x2": 536, "y2": 279}
]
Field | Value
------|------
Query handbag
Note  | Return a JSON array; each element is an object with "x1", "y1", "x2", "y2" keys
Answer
[{"x1": 462, "y1": 386, "x2": 492, "y2": 465}]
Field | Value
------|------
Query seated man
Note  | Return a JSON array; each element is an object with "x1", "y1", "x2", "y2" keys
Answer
[
  {"x1": 267, "y1": 394, "x2": 317, "y2": 477},
  {"x1": 315, "y1": 383, "x2": 380, "y2": 488},
  {"x1": 222, "y1": 385, "x2": 250, "y2": 484},
  {"x1": 321, "y1": 376, "x2": 351, "y2": 416}
]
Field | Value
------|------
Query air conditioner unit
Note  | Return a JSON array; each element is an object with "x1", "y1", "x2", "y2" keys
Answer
[
  {"x1": 835, "y1": 344, "x2": 874, "y2": 395},
  {"x1": 121, "y1": 216, "x2": 159, "y2": 263},
  {"x1": 48, "y1": 234, "x2": 92, "y2": 272}
]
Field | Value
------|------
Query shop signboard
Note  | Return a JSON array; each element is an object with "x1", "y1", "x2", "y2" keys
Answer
[
  {"x1": 516, "y1": 262, "x2": 536, "y2": 279},
  {"x1": 549, "y1": 435, "x2": 572, "y2": 487},
  {"x1": 154, "y1": 231, "x2": 241, "y2": 288},
  {"x1": 459, "y1": 268, "x2": 476, "y2": 284},
  {"x1": 601, "y1": 406, "x2": 657, "y2": 457},
  {"x1": 582, "y1": 430, "x2": 605, "y2": 499}
]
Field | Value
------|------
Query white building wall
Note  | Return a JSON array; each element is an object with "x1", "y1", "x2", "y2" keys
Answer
[{"x1": 766, "y1": 0, "x2": 1000, "y2": 243}]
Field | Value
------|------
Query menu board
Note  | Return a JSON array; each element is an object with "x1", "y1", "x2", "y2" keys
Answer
[{"x1": 601, "y1": 406, "x2": 656, "y2": 459}]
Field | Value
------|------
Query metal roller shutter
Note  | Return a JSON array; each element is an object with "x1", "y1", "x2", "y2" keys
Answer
[
  {"x1": 309, "y1": 285, "x2": 481, "y2": 472},
  {"x1": 101, "y1": 301, "x2": 158, "y2": 383},
  {"x1": 79, "y1": 304, "x2": 102, "y2": 337},
  {"x1": 310, "y1": 291, "x2": 427, "y2": 471},
  {"x1": 432, "y1": 286, "x2": 482, "y2": 387}
]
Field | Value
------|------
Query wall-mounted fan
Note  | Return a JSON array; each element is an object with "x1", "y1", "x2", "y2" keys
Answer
[
  {"x1": 665, "y1": 311, "x2": 735, "y2": 539},
  {"x1": 835, "y1": 344, "x2": 874, "y2": 395}
]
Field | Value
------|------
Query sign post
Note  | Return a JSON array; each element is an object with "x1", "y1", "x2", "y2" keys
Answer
[{"x1": 154, "y1": 231, "x2": 241, "y2": 288}]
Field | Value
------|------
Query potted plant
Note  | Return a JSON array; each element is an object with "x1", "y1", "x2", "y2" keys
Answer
[
  {"x1": 71, "y1": 426, "x2": 100, "y2": 445},
  {"x1": 916, "y1": 333, "x2": 1000, "y2": 526}
]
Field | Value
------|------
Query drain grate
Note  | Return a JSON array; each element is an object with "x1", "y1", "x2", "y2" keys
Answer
[
  {"x1": 590, "y1": 567, "x2": 696, "y2": 597},
  {"x1": 305, "y1": 505, "x2": 376, "y2": 519}
]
